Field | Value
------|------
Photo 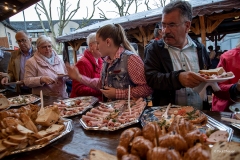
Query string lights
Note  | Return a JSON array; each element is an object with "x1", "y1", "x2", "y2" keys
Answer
[{"x1": 0, "y1": 2, "x2": 17, "y2": 13}]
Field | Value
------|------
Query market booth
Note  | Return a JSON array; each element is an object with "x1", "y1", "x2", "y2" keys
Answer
[{"x1": 56, "y1": 0, "x2": 240, "y2": 63}]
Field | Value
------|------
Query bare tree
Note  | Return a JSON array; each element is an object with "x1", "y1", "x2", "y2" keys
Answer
[
  {"x1": 99, "y1": 0, "x2": 142, "y2": 19},
  {"x1": 144, "y1": 0, "x2": 174, "y2": 10},
  {"x1": 35, "y1": 0, "x2": 99, "y2": 53}
]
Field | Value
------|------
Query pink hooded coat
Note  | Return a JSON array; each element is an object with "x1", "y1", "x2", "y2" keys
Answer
[{"x1": 24, "y1": 51, "x2": 68, "y2": 98}]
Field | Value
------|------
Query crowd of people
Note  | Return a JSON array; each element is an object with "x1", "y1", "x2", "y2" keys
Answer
[{"x1": 1, "y1": 0, "x2": 240, "y2": 112}]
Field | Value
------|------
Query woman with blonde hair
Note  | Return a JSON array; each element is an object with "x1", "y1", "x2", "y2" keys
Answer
[
  {"x1": 24, "y1": 35, "x2": 68, "y2": 98},
  {"x1": 67, "y1": 24, "x2": 152, "y2": 101}
]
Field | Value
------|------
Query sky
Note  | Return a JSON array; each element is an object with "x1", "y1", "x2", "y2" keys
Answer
[{"x1": 10, "y1": 0, "x2": 162, "y2": 21}]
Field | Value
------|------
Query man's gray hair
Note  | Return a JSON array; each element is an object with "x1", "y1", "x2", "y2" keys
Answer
[
  {"x1": 163, "y1": 0, "x2": 192, "y2": 21},
  {"x1": 36, "y1": 35, "x2": 52, "y2": 47},
  {"x1": 87, "y1": 33, "x2": 96, "y2": 46}
]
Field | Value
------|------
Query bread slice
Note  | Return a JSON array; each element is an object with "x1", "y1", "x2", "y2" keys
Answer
[
  {"x1": 2, "y1": 139, "x2": 18, "y2": 148},
  {"x1": 199, "y1": 67, "x2": 225, "y2": 76},
  {"x1": 7, "y1": 134, "x2": 27, "y2": 143},
  {"x1": 35, "y1": 106, "x2": 60, "y2": 127},
  {"x1": 211, "y1": 141, "x2": 240, "y2": 160},
  {"x1": 89, "y1": 149, "x2": 117, "y2": 160},
  {"x1": 206, "y1": 130, "x2": 228, "y2": 144},
  {"x1": 0, "y1": 140, "x2": 7, "y2": 152},
  {"x1": 0, "y1": 95, "x2": 10, "y2": 110},
  {"x1": 38, "y1": 124, "x2": 64, "y2": 137}
]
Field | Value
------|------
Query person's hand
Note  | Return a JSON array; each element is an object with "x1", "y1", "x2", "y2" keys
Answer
[
  {"x1": 40, "y1": 76, "x2": 55, "y2": 85},
  {"x1": 1, "y1": 77, "x2": 9, "y2": 85},
  {"x1": 237, "y1": 79, "x2": 240, "y2": 92},
  {"x1": 179, "y1": 71, "x2": 206, "y2": 88},
  {"x1": 65, "y1": 63, "x2": 81, "y2": 81},
  {"x1": 100, "y1": 86, "x2": 116, "y2": 99}
]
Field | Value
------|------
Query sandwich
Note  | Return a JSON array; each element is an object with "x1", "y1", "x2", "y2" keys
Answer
[{"x1": 199, "y1": 67, "x2": 225, "y2": 76}]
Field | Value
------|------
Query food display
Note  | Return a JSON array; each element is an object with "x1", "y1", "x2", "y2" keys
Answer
[
  {"x1": 8, "y1": 94, "x2": 40, "y2": 107},
  {"x1": 52, "y1": 96, "x2": 98, "y2": 117},
  {"x1": 0, "y1": 104, "x2": 72, "y2": 159},
  {"x1": 117, "y1": 111, "x2": 233, "y2": 160},
  {"x1": 80, "y1": 98, "x2": 146, "y2": 131},
  {"x1": 140, "y1": 106, "x2": 233, "y2": 143}
]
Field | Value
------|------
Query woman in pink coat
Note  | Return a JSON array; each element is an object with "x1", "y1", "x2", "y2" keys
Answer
[
  {"x1": 24, "y1": 35, "x2": 68, "y2": 98},
  {"x1": 70, "y1": 33, "x2": 103, "y2": 100},
  {"x1": 212, "y1": 41, "x2": 240, "y2": 111}
]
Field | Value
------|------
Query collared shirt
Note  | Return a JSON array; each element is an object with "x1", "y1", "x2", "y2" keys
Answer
[
  {"x1": 20, "y1": 47, "x2": 33, "y2": 81},
  {"x1": 164, "y1": 36, "x2": 202, "y2": 109}
]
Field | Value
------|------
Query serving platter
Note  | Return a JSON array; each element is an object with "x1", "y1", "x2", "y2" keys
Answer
[
  {"x1": 140, "y1": 106, "x2": 233, "y2": 142},
  {"x1": 80, "y1": 98, "x2": 146, "y2": 131},
  {"x1": 8, "y1": 94, "x2": 40, "y2": 107},
  {"x1": 54, "y1": 96, "x2": 98, "y2": 118},
  {"x1": 10, "y1": 118, "x2": 73, "y2": 155},
  {"x1": 229, "y1": 103, "x2": 240, "y2": 113}
]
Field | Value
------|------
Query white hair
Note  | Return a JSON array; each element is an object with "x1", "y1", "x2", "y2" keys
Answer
[
  {"x1": 36, "y1": 35, "x2": 52, "y2": 47},
  {"x1": 86, "y1": 33, "x2": 96, "y2": 46}
]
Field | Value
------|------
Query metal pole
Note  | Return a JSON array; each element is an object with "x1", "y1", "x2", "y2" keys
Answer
[{"x1": 23, "y1": 10, "x2": 27, "y2": 31}]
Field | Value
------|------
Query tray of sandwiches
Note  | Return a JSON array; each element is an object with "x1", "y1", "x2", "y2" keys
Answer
[
  {"x1": 199, "y1": 67, "x2": 235, "y2": 83},
  {"x1": 0, "y1": 104, "x2": 73, "y2": 159},
  {"x1": 8, "y1": 94, "x2": 40, "y2": 107},
  {"x1": 79, "y1": 98, "x2": 146, "y2": 131},
  {"x1": 140, "y1": 105, "x2": 233, "y2": 144},
  {"x1": 52, "y1": 96, "x2": 98, "y2": 118}
]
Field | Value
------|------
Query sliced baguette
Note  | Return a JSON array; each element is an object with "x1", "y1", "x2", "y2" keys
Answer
[
  {"x1": 2, "y1": 139, "x2": 18, "y2": 148},
  {"x1": 0, "y1": 140, "x2": 7, "y2": 153},
  {"x1": 211, "y1": 141, "x2": 240, "y2": 160},
  {"x1": 7, "y1": 134, "x2": 27, "y2": 143},
  {"x1": 35, "y1": 106, "x2": 60, "y2": 127},
  {"x1": 38, "y1": 124, "x2": 64, "y2": 137}
]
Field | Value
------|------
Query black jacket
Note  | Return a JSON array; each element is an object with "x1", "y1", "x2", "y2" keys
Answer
[{"x1": 144, "y1": 39, "x2": 211, "y2": 106}]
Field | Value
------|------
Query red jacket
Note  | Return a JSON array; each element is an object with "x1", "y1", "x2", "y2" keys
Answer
[
  {"x1": 70, "y1": 50, "x2": 103, "y2": 101},
  {"x1": 212, "y1": 47, "x2": 240, "y2": 111}
]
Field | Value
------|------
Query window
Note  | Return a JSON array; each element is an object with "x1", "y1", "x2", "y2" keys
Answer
[
  {"x1": 70, "y1": 28, "x2": 75, "y2": 32},
  {"x1": 7, "y1": 32, "x2": 12, "y2": 45}
]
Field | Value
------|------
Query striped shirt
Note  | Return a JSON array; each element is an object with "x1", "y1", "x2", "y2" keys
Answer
[{"x1": 164, "y1": 36, "x2": 202, "y2": 109}]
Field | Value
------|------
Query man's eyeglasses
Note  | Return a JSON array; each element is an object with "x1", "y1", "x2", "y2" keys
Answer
[
  {"x1": 16, "y1": 39, "x2": 28, "y2": 44},
  {"x1": 161, "y1": 21, "x2": 186, "y2": 29},
  {"x1": 40, "y1": 45, "x2": 52, "y2": 49}
]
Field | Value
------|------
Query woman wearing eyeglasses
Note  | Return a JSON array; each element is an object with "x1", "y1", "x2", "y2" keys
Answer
[{"x1": 24, "y1": 35, "x2": 68, "y2": 98}]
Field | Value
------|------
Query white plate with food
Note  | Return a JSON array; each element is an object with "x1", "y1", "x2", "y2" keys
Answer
[
  {"x1": 229, "y1": 103, "x2": 240, "y2": 113},
  {"x1": 8, "y1": 94, "x2": 40, "y2": 107},
  {"x1": 80, "y1": 98, "x2": 146, "y2": 131},
  {"x1": 53, "y1": 96, "x2": 98, "y2": 118},
  {"x1": 204, "y1": 75, "x2": 235, "y2": 83}
]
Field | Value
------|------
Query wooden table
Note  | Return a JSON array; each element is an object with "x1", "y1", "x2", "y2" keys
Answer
[{"x1": 2, "y1": 91, "x2": 240, "y2": 160}]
